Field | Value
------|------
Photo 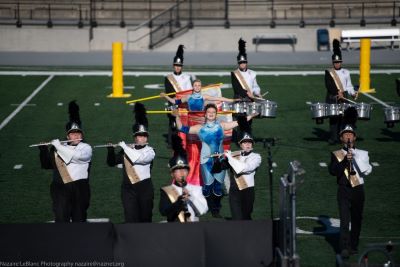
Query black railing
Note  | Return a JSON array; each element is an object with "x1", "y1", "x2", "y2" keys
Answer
[
  {"x1": 148, "y1": 0, "x2": 191, "y2": 49},
  {"x1": 0, "y1": 0, "x2": 398, "y2": 28}
]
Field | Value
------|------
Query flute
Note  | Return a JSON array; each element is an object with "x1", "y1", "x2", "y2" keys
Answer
[
  {"x1": 93, "y1": 143, "x2": 144, "y2": 148},
  {"x1": 29, "y1": 139, "x2": 82, "y2": 148},
  {"x1": 207, "y1": 150, "x2": 242, "y2": 158}
]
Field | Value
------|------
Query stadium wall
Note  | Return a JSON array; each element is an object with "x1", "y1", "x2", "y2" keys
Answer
[{"x1": 1, "y1": 25, "x2": 397, "y2": 53}]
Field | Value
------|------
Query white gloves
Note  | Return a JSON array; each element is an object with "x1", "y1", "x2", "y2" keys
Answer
[
  {"x1": 52, "y1": 139, "x2": 74, "y2": 164},
  {"x1": 118, "y1": 141, "x2": 128, "y2": 150},
  {"x1": 119, "y1": 141, "x2": 140, "y2": 163}
]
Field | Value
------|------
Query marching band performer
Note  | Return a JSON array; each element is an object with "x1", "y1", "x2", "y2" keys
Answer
[
  {"x1": 174, "y1": 103, "x2": 257, "y2": 218},
  {"x1": 230, "y1": 38, "x2": 261, "y2": 141},
  {"x1": 231, "y1": 38, "x2": 262, "y2": 101},
  {"x1": 224, "y1": 118, "x2": 262, "y2": 220},
  {"x1": 159, "y1": 134, "x2": 208, "y2": 222},
  {"x1": 329, "y1": 123, "x2": 372, "y2": 257},
  {"x1": 325, "y1": 39, "x2": 358, "y2": 145},
  {"x1": 164, "y1": 44, "x2": 193, "y2": 147},
  {"x1": 107, "y1": 103, "x2": 155, "y2": 223},
  {"x1": 38, "y1": 101, "x2": 92, "y2": 222}
]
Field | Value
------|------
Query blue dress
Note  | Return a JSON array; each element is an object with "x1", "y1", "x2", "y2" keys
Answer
[{"x1": 199, "y1": 121, "x2": 225, "y2": 187}]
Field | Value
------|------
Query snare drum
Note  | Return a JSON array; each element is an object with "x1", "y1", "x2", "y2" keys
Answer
[
  {"x1": 232, "y1": 102, "x2": 246, "y2": 114},
  {"x1": 355, "y1": 102, "x2": 372, "y2": 120},
  {"x1": 327, "y1": 104, "x2": 340, "y2": 116},
  {"x1": 259, "y1": 100, "x2": 277, "y2": 118},
  {"x1": 246, "y1": 102, "x2": 260, "y2": 116},
  {"x1": 221, "y1": 102, "x2": 231, "y2": 112},
  {"x1": 384, "y1": 106, "x2": 400, "y2": 122},
  {"x1": 310, "y1": 102, "x2": 327, "y2": 119}
]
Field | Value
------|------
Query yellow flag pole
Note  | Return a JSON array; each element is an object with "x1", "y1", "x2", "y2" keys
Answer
[
  {"x1": 108, "y1": 42, "x2": 131, "y2": 98},
  {"x1": 359, "y1": 38, "x2": 375, "y2": 93},
  {"x1": 125, "y1": 83, "x2": 224, "y2": 104}
]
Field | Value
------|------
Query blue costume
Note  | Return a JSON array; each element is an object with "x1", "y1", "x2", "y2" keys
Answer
[
  {"x1": 198, "y1": 121, "x2": 226, "y2": 217},
  {"x1": 187, "y1": 92, "x2": 204, "y2": 111}
]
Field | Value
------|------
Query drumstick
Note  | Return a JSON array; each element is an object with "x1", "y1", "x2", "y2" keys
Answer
[{"x1": 342, "y1": 97, "x2": 357, "y2": 105}]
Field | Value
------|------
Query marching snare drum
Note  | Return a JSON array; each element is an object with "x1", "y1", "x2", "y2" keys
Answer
[
  {"x1": 327, "y1": 104, "x2": 341, "y2": 116},
  {"x1": 246, "y1": 102, "x2": 260, "y2": 116},
  {"x1": 384, "y1": 106, "x2": 400, "y2": 122},
  {"x1": 232, "y1": 102, "x2": 247, "y2": 114},
  {"x1": 355, "y1": 102, "x2": 372, "y2": 120},
  {"x1": 221, "y1": 102, "x2": 231, "y2": 112},
  {"x1": 259, "y1": 100, "x2": 277, "y2": 118},
  {"x1": 310, "y1": 102, "x2": 327, "y2": 119}
]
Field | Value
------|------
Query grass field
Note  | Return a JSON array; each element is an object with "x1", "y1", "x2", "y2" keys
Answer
[{"x1": 0, "y1": 68, "x2": 399, "y2": 266}]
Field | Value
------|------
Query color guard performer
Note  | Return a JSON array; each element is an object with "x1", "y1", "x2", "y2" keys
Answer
[
  {"x1": 329, "y1": 124, "x2": 372, "y2": 257},
  {"x1": 107, "y1": 103, "x2": 155, "y2": 223},
  {"x1": 38, "y1": 101, "x2": 92, "y2": 222},
  {"x1": 174, "y1": 103, "x2": 257, "y2": 218},
  {"x1": 325, "y1": 39, "x2": 358, "y2": 144},
  {"x1": 160, "y1": 79, "x2": 237, "y2": 186},
  {"x1": 224, "y1": 119, "x2": 261, "y2": 220},
  {"x1": 159, "y1": 134, "x2": 208, "y2": 222}
]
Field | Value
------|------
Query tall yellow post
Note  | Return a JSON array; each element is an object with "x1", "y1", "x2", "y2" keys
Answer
[
  {"x1": 359, "y1": 38, "x2": 375, "y2": 93},
  {"x1": 108, "y1": 42, "x2": 131, "y2": 98}
]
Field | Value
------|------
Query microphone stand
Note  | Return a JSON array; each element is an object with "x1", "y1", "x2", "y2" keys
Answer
[{"x1": 263, "y1": 138, "x2": 276, "y2": 220}]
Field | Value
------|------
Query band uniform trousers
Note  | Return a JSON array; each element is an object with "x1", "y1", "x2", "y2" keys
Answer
[
  {"x1": 337, "y1": 184, "x2": 365, "y2": 252},
  {"x1": 121, "y1": 178, "x2": 154, "y2": 223},
  {"x1": 229, "y1": 182, "x2": 255, "y2": 220},
  {"x1": 50, "y1": 179, "x2": 90, "y2": 222}
]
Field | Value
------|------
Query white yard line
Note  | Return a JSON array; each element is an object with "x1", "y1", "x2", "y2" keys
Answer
[
  {"x1": 0, "y1": 75, "x2": 54, "y2": 131},
  {"x1": 0, "y1": 69, "x2": 400, "y2": 76}
]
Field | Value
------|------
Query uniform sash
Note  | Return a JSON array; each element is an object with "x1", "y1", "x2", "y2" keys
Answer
[
  {"x1": 54, "y1": 152, "x2": 73, "y2": 184},
  {"x1": 328, "y1": 68, "x2": 345, "y2": 93},
  {"x1": 232, "y1": 155, "x2": 249, "y2": 190},
  {"x1": 161, "y1": 185, "x2": 191, "y2": 223},
  {"x1": 233, "y1": 70, "x2": 252, "y2": 93},
  {"x1": 167, "y1": 74, "x2": 183, "y2": 92},
  {"x1": 333, "y1": 150, "x2": 360, "y2": 187},
  {"x1": 123, "y1": 155, "x2": 141, "y2": 184}
]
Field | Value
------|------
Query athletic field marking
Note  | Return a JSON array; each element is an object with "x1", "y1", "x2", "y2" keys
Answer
[
  {"x1": 94, "y1": 103, "x2": 101, "y2": 106},
  {"x1": 13, "y1": 164, "x2": 23, "y2": 169},
  {"x1": 372, "y1": 162, "x2": 380, "y2": 167},
  {"x1": 361, "y1": 92, "x2": 391, "y2": 108},
  {"x1": 305, "y1": 101, "x2": 312, "y2": 105},
  {"x1": 57, "y1": 102, "x2": 63, "y2": 106},
  {"x1": 0, "y1": 69, "x2": 399, "y2": 76},
  {"x1": 319, "y1": 162, "x2": 327, "y2": 167},
  {"x1": 0, "y1": 75, "x2": 54, "y2": 131},
  {"x1": 272, "y1": 162, "x2": 277, "y2": 168},
  {"x1": 11, "y1": 103, "x2": 36, "y2": 106}
]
